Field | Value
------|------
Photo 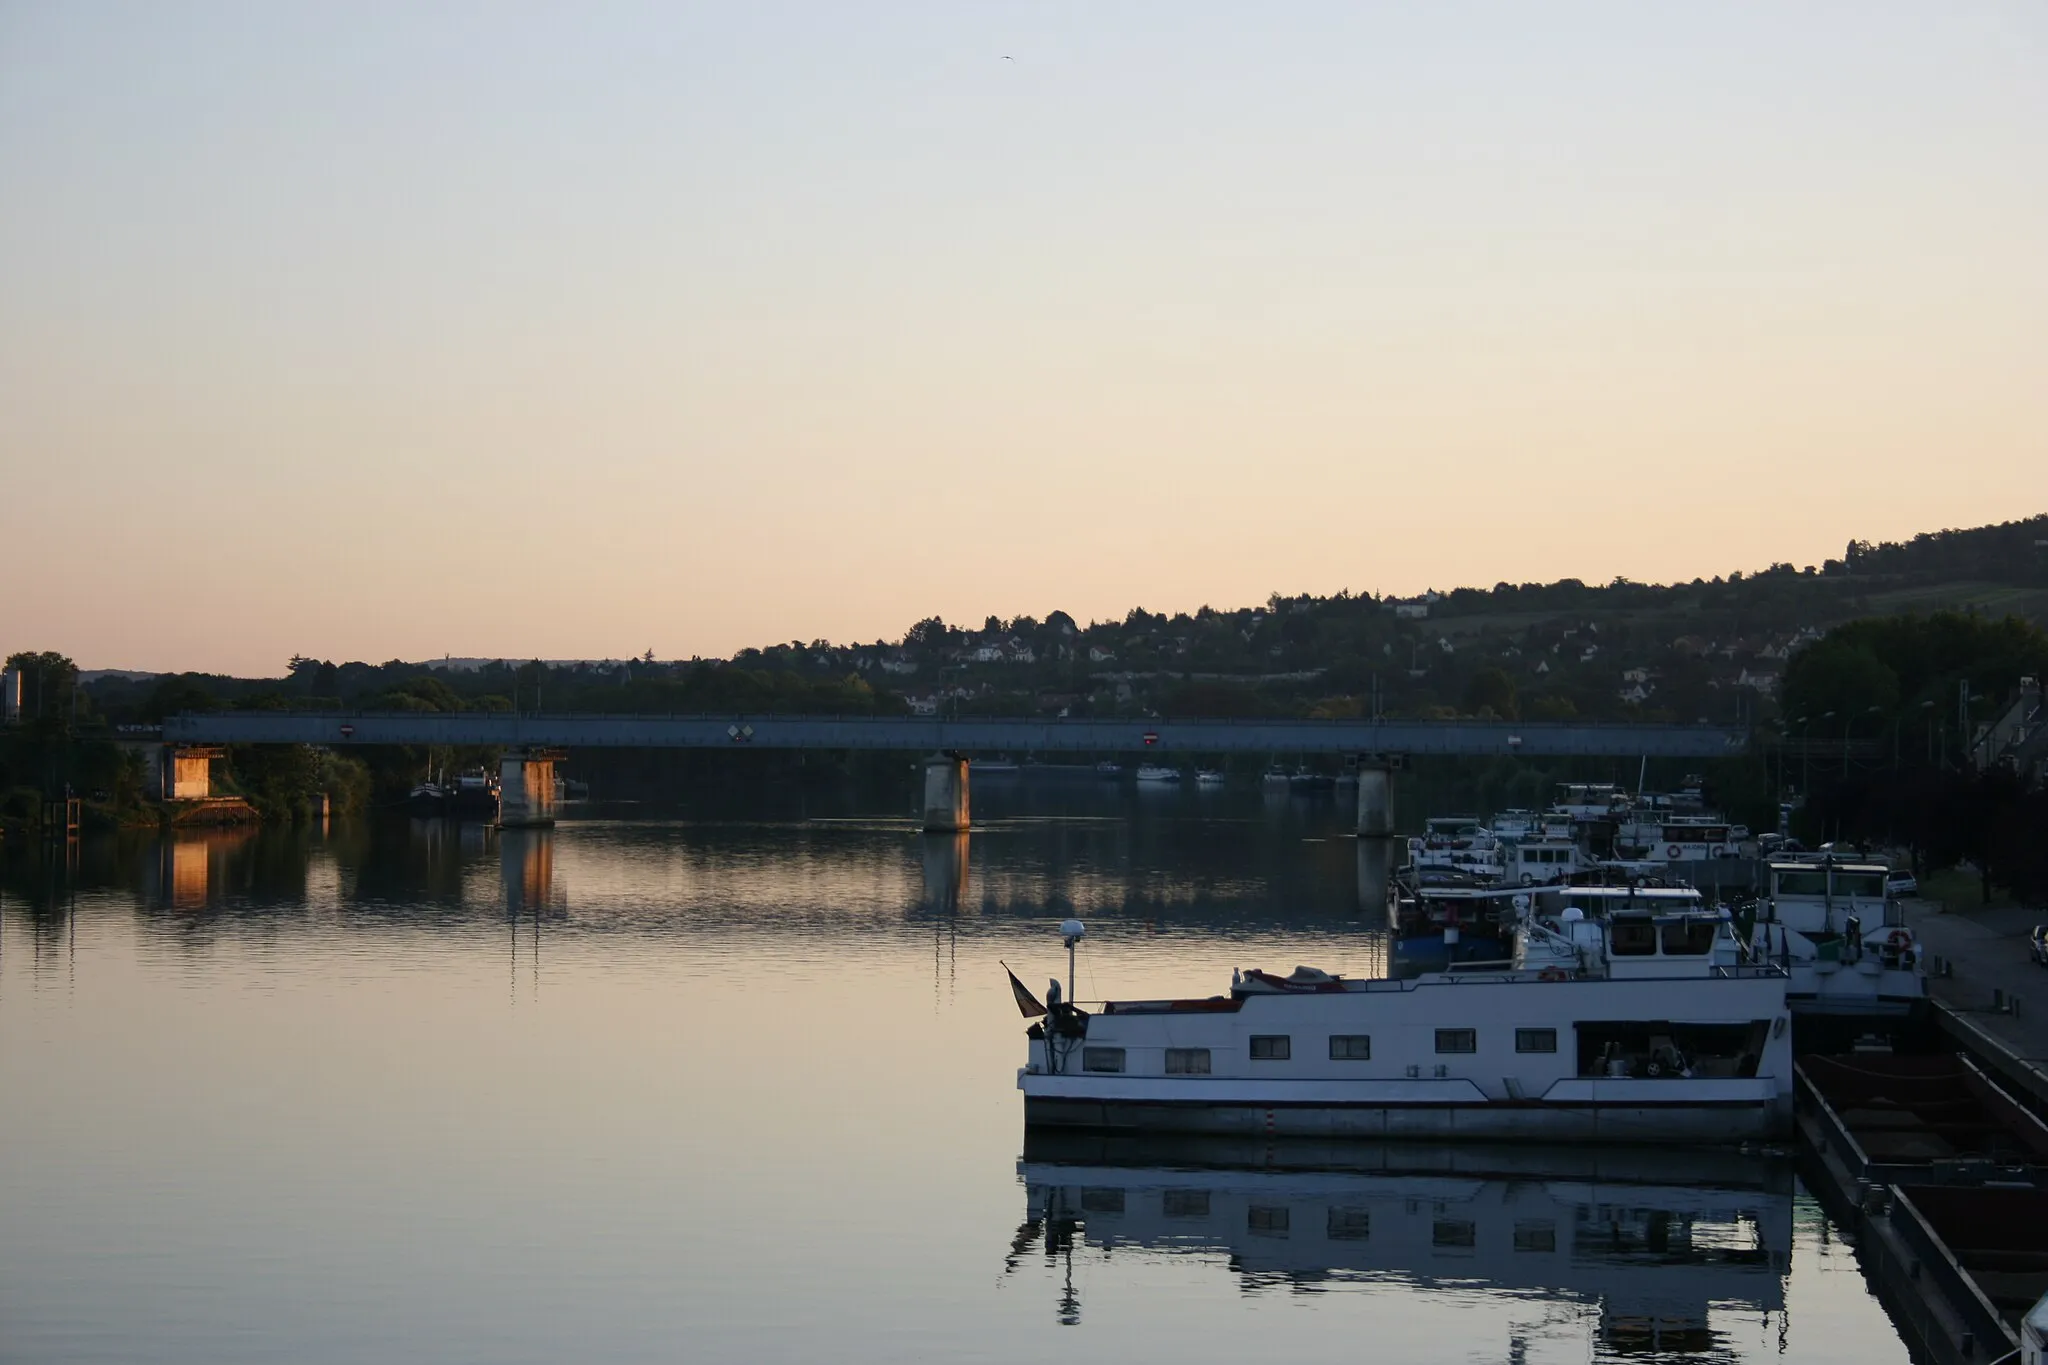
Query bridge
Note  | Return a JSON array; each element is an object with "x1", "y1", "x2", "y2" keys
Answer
[{"x1": 159, "y1": 711, "x2": 1749, "y2": 834}]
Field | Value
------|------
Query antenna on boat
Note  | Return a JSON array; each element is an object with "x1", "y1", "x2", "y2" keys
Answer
[{"x1": 1059, "y1": 919, "x2": 1086, "y2": 1002}]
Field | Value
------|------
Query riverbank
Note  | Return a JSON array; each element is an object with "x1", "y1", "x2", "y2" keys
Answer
[{"x1": 1906, "y1": 897, "x2": 2048, "y2": 1108}]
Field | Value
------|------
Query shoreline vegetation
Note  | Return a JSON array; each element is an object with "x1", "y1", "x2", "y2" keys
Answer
[{"x1": 5, "y1": 513, "x2": 2045, "y2": 900}]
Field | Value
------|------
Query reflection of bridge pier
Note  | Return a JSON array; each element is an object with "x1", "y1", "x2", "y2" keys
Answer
[
  {"x1": 501, "y1": 828, "x2": 556, "y2": 999},
  {"x1": 920, "y1": 831, "x2": 970, "y2": 914},
  {"x1": 500, "y1": 828, "x2": 557, "y2": 919},
  {"x1": 1355, "y1": 836, "x2": 1393, "y2": 917}
]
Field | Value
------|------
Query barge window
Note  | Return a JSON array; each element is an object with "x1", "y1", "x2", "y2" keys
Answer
[
  {"x1": 1327, "y1": 1207, "x2": 1371, "y2": 1241},
  {"x1": 1659, "y1": 919, "x2": 1719, "y2": 955},
  {"x1": 1164, "y1": 1048, "x2": 1212, "y2": 1075},
  {"x1": 1513, "y1": 1221, "x2": 1556, "y2": 1252},
  {"x1": 1162, "y1": 1190, "x2": 1210, "y2": 1219},
  {"x1": 1834, "y1": 871, "x2": 1886, "y2": 899},
  {"x1": 1515, "y1": 1028, "x2": 1557, "y2": 1053},
  {"x1": 1435, "y1": 1028, "x2": 1477, "y2": 1054},
  {"x1": 1247, "y1": 1205, "x2": 1290, "y2": 1237},
  {"x1": 1080, "y1": 1188, "x2": 1125, "y2": 1214},
  {"x1": 1329, "y1": 1034, "x2": 1372, "y2": 1061},
  {"x1": 1082, "y1": 1047, "x2": 1125, "y2": 1073},
  {"x1": 1249, "y1": 1035, "x2": 1291, "y2": 1061},
  {"x1": 1609, "y1": 918, "x2": 1657, "y2": 955},
  {"x1": 1432, "y1": 1219, "x2": 1476, "y2": 1249},
  {"x1": 1775, "y1": 869, "x2": 1828, "y2": 896}
]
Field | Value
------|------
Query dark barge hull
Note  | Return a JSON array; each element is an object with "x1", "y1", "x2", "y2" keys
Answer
[{"x1": 1025, "y1": 1096, "x2": 1789, "y2": 1144}]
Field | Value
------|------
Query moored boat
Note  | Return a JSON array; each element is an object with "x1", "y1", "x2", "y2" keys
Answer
[
  {"x1": 1750, "y1": 855, "x2": 1926, "y2": 1027},
  {"x1": 1134, "y1": 764, "x2": 1181, "y2": 784},
  {"x1": 1013, "y1": 908, "x2": 1794, "y2": 1144}
]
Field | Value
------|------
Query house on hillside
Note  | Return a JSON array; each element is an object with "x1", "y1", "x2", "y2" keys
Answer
[{"x1": 1736, "y1": 668, "x2": 1780, "y2": 696}]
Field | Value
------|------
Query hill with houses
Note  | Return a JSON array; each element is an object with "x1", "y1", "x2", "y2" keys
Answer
[
  {"x1": 740, "y1": 514, "x2": 2048, "y2": 727},
  {"x1": 52, "y1": 514, "x2": 2048, "y2": 731}
]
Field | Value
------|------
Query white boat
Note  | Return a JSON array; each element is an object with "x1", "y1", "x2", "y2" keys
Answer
[
  {"x1": 1500, "y1": 835, "x2": 1591, "y2": 885},
  {"x1": 1134, "y1": 765, "x2": 1181, "y2": 784},
  {"x1": 1194, "y1": 769, "x2": 1225, "y2": 786},
  {"x1": 1615, "y1": 814, "x2": 1742, "y2": 863},
  {"x1": 1017, "y1": 911, "x2": 1794, "y2": 1144},
  {"x1": 1751, "y1": 856, "x2": 1925, "y2": 1020},
  {"x1": 1407, "y1": 817, "x2": 1507, "y2": 881},
  {"x1": 1552, "y1": 783, "x2": 1634, "y2": 822},
  {"x1": 1261, "y1": 766, "x2": 1290, "y2": 787}
]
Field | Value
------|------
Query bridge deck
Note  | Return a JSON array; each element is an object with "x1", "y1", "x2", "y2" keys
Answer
[{"x1": 162, "y1": 712, "x2": 1750, "y2": 757}]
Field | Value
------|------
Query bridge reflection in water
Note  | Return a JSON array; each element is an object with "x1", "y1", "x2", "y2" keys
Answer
[{"x1": 1010, "y1": 1136, "x2": 1790, "y2": 1352}]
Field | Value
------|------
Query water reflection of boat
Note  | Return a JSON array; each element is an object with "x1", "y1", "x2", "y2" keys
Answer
[{"x1": 1007, "y1": 1138, "x2": 1790, "y2": 1348}]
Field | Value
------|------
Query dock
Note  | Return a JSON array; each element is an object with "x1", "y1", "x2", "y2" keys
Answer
[{"x1": 1792, "y1": 896, "x2": 2048, "y2": 1365}]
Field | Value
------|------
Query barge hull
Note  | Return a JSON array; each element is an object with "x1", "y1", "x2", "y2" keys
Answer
[{"x1": 1024, "y1": 1096, "x2": 1787, "y2": 1144}]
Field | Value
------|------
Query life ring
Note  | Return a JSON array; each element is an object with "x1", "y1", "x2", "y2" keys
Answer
[
  {"x1": 1538, "y1": 967, "x2": 1569, "y2": 982},
  {"x1": 1882, "y1": 928, "x2": 1913, "y2": 953},
  {"x1": 1667, "y1": 844, "x2": 1685, "y2": 859}
]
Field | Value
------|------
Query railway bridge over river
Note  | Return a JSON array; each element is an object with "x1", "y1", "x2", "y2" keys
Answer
[{"x1": 159, "y1": 711, "x2": 1750, "y2": 832}]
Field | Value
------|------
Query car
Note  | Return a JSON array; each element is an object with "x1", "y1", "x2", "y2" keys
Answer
[
  {"x1": 2031, "y1": 926, "x2": 2048, "y2": 968},
  {"x1": 1887, "y1": 871, "x2": 1919, "y2": 898}
]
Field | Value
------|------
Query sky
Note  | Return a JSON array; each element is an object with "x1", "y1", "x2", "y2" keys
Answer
[{"x1": 2, "y1": 2, "x2": 2043, "y2": 676}]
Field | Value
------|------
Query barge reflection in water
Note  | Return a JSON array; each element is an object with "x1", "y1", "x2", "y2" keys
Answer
[{"x1": 1012, "y1": 1137, "x2": 1790, "y2": 1355}]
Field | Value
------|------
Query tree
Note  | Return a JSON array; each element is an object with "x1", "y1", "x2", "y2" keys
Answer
[
  {"x1": 4, "y1": 651, "x2": 79, "y2": 724},
  {"x1": 1462, "y1": 668, "x2": 1518, "y2": 720}
]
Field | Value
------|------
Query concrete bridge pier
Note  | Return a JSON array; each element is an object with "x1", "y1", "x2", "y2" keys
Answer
[
  {"x1": 151, "y1": 745, "x2": 222, "y2": 800},
  {"x1": 499, "y1": 748, "x2": 563, "y2": 829},
  {"x1": 921, "y1": 753, "x2": 969, "y2": 833},
  {"x1": 1354, "y1": 756, "x2": 1400, "y2": 838}
]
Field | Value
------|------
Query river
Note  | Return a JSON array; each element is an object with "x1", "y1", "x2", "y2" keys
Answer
[{"x1": 0, "y1": 780, "x2": 1910, "y2": 1363}]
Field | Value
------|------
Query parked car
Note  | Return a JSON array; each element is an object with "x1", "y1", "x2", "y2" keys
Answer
[
  {"x1": 1887, "y1": 871, "x2": 1919, "y2": 898},
  {"x1": 2031, "y1": 925, "x2": 2048, "y2": 968}
]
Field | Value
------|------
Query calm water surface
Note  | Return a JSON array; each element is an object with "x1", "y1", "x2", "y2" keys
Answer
[{"x1": 1, "y1": 784, "x2": 1910, "y2": 1363}]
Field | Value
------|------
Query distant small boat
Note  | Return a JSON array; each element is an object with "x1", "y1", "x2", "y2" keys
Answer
[
  {"x1": 1195, "y1": 769, "x2": 1225, "y2": 786},
  {"x1": 1261, "y1": 767, "x2": 1290, "y2": 787},
  {"x1": 971, "y1": 758, "x2": 1022, "y2": 774},
  {"x1": 1095, "y1": 761, "x2": 1123, "y2": 778},
  {"x1": 1135, "y1": 765, "x2": 1181, "y2": 784}
]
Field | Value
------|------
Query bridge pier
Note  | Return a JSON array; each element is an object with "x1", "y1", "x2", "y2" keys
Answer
[
  {"x1": 1355, "y1": 756, "x2": 1400, "y2": 838},
  {"x1": 922, "y1": 753, "x2": 969, "y2": 833},
  {"x1": 499, "y1": 748, "x2": 563, "y2": 829},
  {"x1": 153, "y1": 745, "x2": 222, "y2": 801}
]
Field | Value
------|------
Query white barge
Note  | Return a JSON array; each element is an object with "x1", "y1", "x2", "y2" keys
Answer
[{"x1": 1017, "y1": 910, "x2": 1794, "y2": 1144}]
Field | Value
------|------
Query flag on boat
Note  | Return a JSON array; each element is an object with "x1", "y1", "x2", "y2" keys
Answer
[{"x1": 1003, "y1": 963, "x2": 1046, "y2": 1017}]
